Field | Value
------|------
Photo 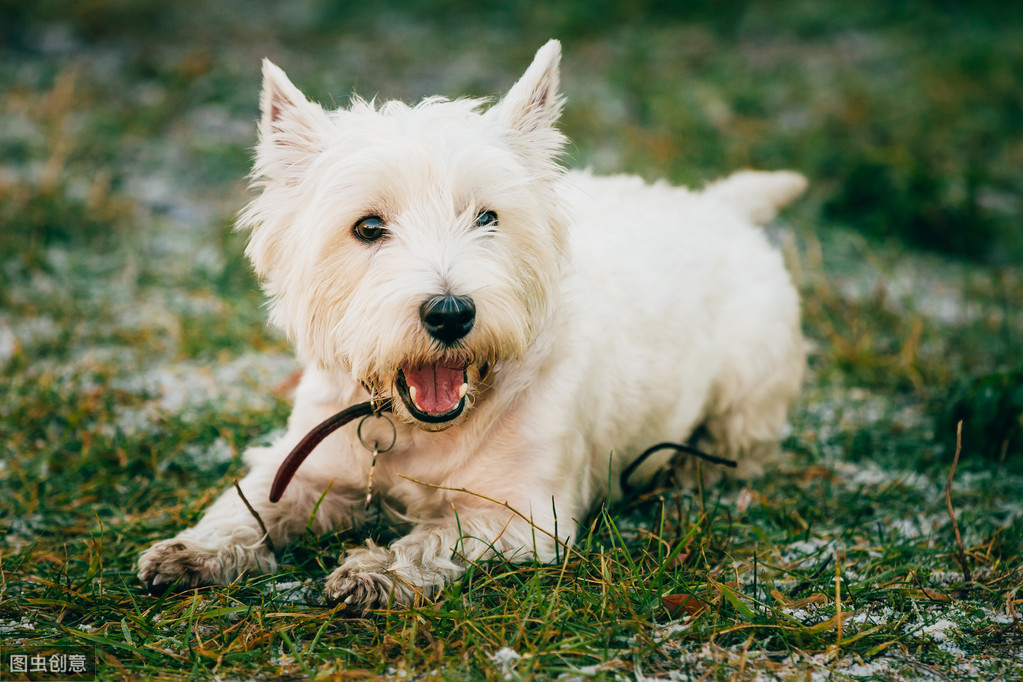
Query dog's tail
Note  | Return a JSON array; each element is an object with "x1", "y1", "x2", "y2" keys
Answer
[{"x1": 704, "y1": 170, "x2": 808, "y2": 224}]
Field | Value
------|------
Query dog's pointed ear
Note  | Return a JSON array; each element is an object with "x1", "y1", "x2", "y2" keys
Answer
[
  {"x1": 256, "y1": 59, "x2": 330, "y2": 182},
  {"x1": 493, "y1": 40, "x2": 565, "y2": 135}
]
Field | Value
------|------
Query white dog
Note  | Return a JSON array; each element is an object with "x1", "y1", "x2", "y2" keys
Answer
[{"x1": 138, "y1": 40, "x2": 806, "y2": 611}]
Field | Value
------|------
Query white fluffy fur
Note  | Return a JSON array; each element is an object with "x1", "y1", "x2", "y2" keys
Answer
[{"x1": 138, "y1": 40, "x2": 806, "y2": 611}]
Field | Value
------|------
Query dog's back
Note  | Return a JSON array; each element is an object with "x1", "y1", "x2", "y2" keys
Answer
[{"x1": 554, "y1": 169, "x2": 806, "y2": 490}]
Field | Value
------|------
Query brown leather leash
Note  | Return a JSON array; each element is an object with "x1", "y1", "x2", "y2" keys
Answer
[
  {"x1": 268, "y1": 399, "x2": 736, "y2": 503},
  {"x1": 269, "y1": 399, "x2": 392, "y2": 503}
]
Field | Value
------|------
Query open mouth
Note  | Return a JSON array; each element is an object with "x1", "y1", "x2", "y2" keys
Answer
[{"x1": 395, "y1": 357, "x2": 469, "y2": 424}]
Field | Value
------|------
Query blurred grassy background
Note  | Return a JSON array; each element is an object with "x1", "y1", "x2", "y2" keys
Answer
[
  {"x1": 1, "y1": 0, "x2": 1022, "y2": 678},
  {"x1": 3, "y1": 0, "x2": 1022, "y2": 261}
]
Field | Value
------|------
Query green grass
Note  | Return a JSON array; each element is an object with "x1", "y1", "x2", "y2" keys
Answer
[{"x1": 2, "y1": 1, "x2": 1022, "y2": 679}]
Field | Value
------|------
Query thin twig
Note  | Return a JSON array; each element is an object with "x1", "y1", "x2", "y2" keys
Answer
[
  {"x1": 945, "y1": 422, "x2": 971, "y2": 584},
  {"x1": 234, "y1": 480, "x2": 277, "y2": 554},
  {"x1": 835, "y1": 552, "x2": 843, "y2": 652},
  {"x1": 736, "y1": 635, "x2": 753, "y2": 680},
  {"x1": 398, "y1": 474, "x2": 570, "y2": 551}
]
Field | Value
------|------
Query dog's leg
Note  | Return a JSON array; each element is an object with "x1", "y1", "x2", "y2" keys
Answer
[
  {"x1": 324, "y1": 508, "x2": 562, "y2": 611},
  {"x1": 675, "y1": 321, "x2": 804, "y2": 487},
  {"x1": 137, "y1": 466, "x2": 278, "y2": 590},
  {"x1": 137, "y1": 452, "x2": 365, "y2": 591}
]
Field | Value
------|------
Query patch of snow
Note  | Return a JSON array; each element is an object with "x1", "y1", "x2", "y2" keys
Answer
[
  {"x1": 781, "y1": 537, "x2": 830, "y2": 562},
  {"x1": 988, "y1": 609, "x2": 1016, "y2": 625},
  {"x1": 266, "y1": 580, "x2": 318, "y2": 604},
  {"x1": 181, "y1": 436, "x2": 235, "y2": 469},
  {"x1": 489, "y1": 647, "x2": 522, "y2": 680},
  {"x1": 110, "y1": 351, "x2": 297, "y2": 416},
  {"x1": 0, "y1": 323, "x2": 18, "y2": 364},
  {"x1": 926, "y1": 571, "x2": 966, "y2": 586},
  {"x1": 914, "y1": 616, "x2": 959, "y2": 643},
  {"x1": 0, "y1": 618, "x2": 36, "y2": 633},
  {"x1": 269, "y1": 654, "x2": 295, "y2": 668},
  {"x1": 3, "y1": 315, "x2": 61, "y2": 354},
  {"x1": 829, "y1": 656, "x2": 901, "y2": 679},
  {"x1": 786, "y1": 606, "x2": 814, "y2": 622},
  {"x1": 850, "y1": 606, "x2": 896, "y2": 626}
]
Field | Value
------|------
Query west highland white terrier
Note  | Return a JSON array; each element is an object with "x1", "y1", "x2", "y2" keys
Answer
[{"x1": 138, "y1": 40, "x2": 806, "y2": 611}]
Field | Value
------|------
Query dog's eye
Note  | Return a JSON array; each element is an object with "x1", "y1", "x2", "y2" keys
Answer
[
  {"x1": 353, "y1": 216, "x2": 386, "y2": 242},
  {"x1": 474, "y1": 210, "x2": 498, "y2": 229}
]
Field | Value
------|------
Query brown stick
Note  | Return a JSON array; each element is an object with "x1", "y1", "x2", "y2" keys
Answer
[
  {"x1": 235, "y1": 480, "x2": 277, "y2": 555},
  {"x1": 945, "y1": 421, "x2": 971, "y2": 584}
]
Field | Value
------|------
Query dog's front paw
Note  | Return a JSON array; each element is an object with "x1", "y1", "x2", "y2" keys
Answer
[
  {"x1": 324, "y1": 567, "x2": 406, "y2": 612},
  {"x1": 137, "y1": 539, "x2": 224, "y2": 592},
  {"x1": 323, "y1": 564, "x2": 390, "y2": 613},
  {"x1": 137, "y1": 538, "x2": 275, "y2": 593}
]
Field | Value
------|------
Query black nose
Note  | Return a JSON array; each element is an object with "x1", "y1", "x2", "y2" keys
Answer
[{"x1": 420, "y1": 295, "x2": 475, "y2": 344}]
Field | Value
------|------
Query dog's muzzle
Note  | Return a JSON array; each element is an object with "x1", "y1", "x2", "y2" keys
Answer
[{"x1": 387, "y1": 295, "x2": 477, "y2": 426}]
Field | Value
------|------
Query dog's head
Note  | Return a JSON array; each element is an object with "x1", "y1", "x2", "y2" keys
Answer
[{"x1": 239, "y1": 41, "x2": 568, "y2": 430}]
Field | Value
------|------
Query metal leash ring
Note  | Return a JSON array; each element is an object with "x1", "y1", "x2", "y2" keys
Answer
[{"x1": 356, "y1": 413, "x2": 397, "y2": 454}]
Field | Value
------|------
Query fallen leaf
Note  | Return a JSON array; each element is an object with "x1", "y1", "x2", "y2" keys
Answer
[
  {"x1": 904, "y1": 588, "x2": 951, "y2": 602},
  {"x1": 770, "y1": 589, "x2": 829, "y2": 609},
  {"x1": 661, "y1": 594, "x2": 707, "y2": 618}
]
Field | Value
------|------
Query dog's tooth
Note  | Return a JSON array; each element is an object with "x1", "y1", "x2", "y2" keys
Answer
[
  {"x1": 458, "y1": 383, "x2": 468, "y2": 399},
  {"x1": 409, "y1": 385, "x2": 418, "y2": 405}
]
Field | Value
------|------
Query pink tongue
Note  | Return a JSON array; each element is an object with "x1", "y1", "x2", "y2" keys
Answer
[{"x1": 403, "y1": 361, "x2": 464, "y2": 414}]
